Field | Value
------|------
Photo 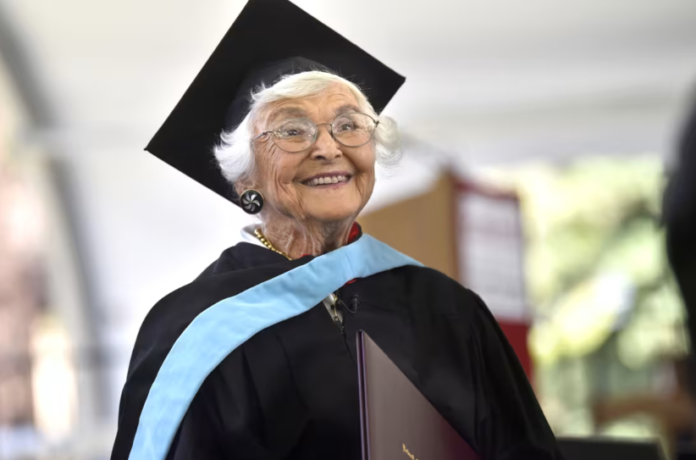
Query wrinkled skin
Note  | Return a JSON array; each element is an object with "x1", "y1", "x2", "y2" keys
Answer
[{"x1": 237, "y1": 83, "x2": 376, "y2": 258}]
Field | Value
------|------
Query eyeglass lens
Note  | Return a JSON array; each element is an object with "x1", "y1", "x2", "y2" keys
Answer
[{"x1": 272, "y1": 113, "x2": 376, "y2": 152}]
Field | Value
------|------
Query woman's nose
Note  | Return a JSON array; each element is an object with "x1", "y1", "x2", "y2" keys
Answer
[{"x1": 310, "y1": 125, "x2": 342, "y2": 160}]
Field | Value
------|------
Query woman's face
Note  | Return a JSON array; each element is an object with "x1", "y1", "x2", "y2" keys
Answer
[{"x1": 249, "y1": 84, "x2": 376, "y2": 225}]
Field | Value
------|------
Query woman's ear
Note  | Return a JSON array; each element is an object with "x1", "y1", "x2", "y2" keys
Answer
[
  {"x1": 235, "y1": 143, "x2": 262, "y2": 195},
  {"x1": 234, "y1": 180, "x2": 247, "y2": 197},
  {"x1": 235, "y1": 174, "x2": 264, "y2": 203}
]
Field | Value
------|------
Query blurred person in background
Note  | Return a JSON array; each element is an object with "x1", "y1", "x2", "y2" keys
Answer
[
  {"x1": 110, "y1": 1, "x2": 562, "y2": 459},
  {"x1": 663, "y1": 90, "x2": 696, "y2": 458},
  {"x1": 665, "y1": 93, "x2": 696, "y2": 386}
]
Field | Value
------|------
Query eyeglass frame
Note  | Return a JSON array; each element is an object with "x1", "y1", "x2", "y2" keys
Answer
[{"x1": 253, "y1": 111, "x2": 380, "y2": 153}]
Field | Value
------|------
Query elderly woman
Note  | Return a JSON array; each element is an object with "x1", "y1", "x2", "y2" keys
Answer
[{"x1": 111, "y1": 1, "x2": 562, "y2": 459}]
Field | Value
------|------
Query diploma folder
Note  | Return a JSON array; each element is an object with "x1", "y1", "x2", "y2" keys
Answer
[{"x1": 357, "y1": 330, "x2": 480, "y2": 460}]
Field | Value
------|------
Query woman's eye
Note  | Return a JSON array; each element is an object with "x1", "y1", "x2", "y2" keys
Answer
[
  {"x1": 337, "y1": 123, "x2": 356, "y2": 132},
  {"x1": 279, "y1": 128, "x2": 305, "y2": 137}
]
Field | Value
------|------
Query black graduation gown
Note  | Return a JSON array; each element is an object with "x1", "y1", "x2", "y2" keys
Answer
[{"x1": 111, "y1": 241, "x2": 563, "y2": 460}]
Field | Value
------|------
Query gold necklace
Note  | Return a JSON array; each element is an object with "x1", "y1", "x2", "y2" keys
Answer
[
  {"x1": 254, "y1": 228, "x2": 292, "y2": 260},
  {"x1": 255, "y1": 229, "x2": 344, "y2": 324}
]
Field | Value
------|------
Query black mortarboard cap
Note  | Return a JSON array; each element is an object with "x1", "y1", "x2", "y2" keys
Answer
[{"x1": 145, "y1": 0, "x2": 405, "y2": 205}]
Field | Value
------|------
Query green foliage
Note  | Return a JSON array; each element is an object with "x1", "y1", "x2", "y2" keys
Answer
[{"x1": 485, "y1": 157, "x2": 687, "y2": 437}]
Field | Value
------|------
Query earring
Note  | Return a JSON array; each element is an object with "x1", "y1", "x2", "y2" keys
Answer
[{"x1": 240, "y1": 189, "x2": 264, "y2": 214}]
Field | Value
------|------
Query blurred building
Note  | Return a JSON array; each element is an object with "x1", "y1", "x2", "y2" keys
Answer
[{"x1": 0, "y1": 163, "x2": 41, "y2": 427}]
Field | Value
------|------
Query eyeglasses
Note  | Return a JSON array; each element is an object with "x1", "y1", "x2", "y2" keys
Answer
[{"x1": 254, "y1": 112, "x2": 379, "y2": 153}]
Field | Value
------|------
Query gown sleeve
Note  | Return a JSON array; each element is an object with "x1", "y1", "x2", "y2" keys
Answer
[
  {"x1": 166, "y1": 382, "x2": 226, "y2": 460},
  {"x1": 459, "y1": 290, "x2": 564, "y2": 460},
  {"x1": 165, "y1": 350, "x2": 270, "y2": 460}
]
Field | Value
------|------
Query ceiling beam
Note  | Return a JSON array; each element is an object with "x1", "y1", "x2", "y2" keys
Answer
[{"x1": 0, "y1": 1, "x2": 54, "y2": 129}]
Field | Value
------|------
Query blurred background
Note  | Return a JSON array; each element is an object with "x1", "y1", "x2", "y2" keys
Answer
[{"x1": 1, "y1": 0, "x2": 696, "y2": 458}]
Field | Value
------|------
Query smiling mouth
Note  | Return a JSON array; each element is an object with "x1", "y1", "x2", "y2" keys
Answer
[{"x1": 302, "y1": 174, "x2": 352, "y2": 187}]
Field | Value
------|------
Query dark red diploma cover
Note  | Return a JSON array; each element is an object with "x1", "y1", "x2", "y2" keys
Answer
[{"x1": 357, "y1": 331, "x2": 481, "y2": 460}]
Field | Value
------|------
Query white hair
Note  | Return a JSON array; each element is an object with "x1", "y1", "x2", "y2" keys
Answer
[{"x1": 214, "y1": 71, "x2": 401, "y2": 186}]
